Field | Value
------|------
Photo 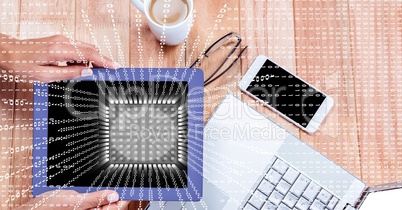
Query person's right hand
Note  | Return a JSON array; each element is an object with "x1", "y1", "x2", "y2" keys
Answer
[
  {"x1": 0, "y1": 34, "x2": 121, "y2": 83},
  {"x1": 16, "y1": 190, "x2": 130, "y2": 210}
]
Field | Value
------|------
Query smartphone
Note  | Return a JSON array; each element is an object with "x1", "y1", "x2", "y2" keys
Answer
[{"x1": 239, "y1": 55, "x2": 334, "y2": 133}]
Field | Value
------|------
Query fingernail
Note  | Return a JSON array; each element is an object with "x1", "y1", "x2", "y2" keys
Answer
[
  {"x1": 107, "y1": 193, "x2": 119, "y2": 203},
  {"x1": 81, "y1": 68, "x2": 93, "y2": 77},
  {"x1": 113, "y1": 61, "x2": 122, "y2": 69}
]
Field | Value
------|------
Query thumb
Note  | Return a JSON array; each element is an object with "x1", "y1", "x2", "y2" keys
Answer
[{"x1": 80, "y1": 190, "x2": 120, "y2": 209}]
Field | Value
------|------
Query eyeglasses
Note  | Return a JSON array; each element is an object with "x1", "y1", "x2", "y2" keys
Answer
[{"x1": 189, "y1": 32, "x2": 248, "y2": 86}]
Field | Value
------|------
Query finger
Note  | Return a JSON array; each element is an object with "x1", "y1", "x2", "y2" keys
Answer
[
  {"x1": 33, "y1": 190, "x2": 80, "y2": 208},
  {"x1": 88, "y1": 201, "x2": 130, "y2": 210},
  {"x1": 34, "y1": 65, "x2": 93, "y2": 83},
  {"x1": 77, "y1": 46, "x2": 119, "y2": 69},
  {"x1": 46, "y1": 35, "x2": 99, "y2": 56},
  {"x1": 40, "y1": 42, "x2": 114, "y2": 69},
  {"x1": 75, "y1": 40, "x2": 97, "y2": 50},
  {"x1": 29, "y1": 34, "x2": 69, "y2": 44},
  {"x1": 57, "y1": 44, "x2": 119, "y2": 69},
  {"x1": 48, "y1": 34, "x2": 70, "y2": 42},
  {"x1": 36, "y1": 190, "x2": 56, "y2": 198},
  {"x1": 98, "y1": 201, "x2": 131, "y2": 210},
  {"x1": 22, "y1": 34, "x2": 94, "y2": 54},
  {"x1": 80, "y1": 190, "x2": 120, "y2": 209},
  {"x1": 46, "y1": 35, "x2": 95, "y2": 49}
]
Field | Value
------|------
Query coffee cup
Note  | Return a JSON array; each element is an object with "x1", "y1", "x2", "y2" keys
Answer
[{"x1": 130, "y1": 0, "x2": 194, "y2": 46}]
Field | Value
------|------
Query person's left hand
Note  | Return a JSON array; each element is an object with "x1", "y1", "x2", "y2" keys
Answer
[{"x1": 0, "y1": 34, "x2": 121, "y2": 83}]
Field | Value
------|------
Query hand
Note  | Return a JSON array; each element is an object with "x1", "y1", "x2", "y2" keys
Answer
[
  {"x1": 17, "y1": 190, "x2": 130, "y2": 210},
  {"x1": 0, "y1": 34, "x2": 121, "y2": 83}
]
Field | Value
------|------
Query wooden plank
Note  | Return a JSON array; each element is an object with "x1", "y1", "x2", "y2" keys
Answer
[
  {"x1": 0, "y1": 73, "x2": 16, "y2": 210},
  {"x1": 0, "y1": 0, "x2": 19, "y2": 209},
  {"x1": 9, "y1": 83, "x2": 33, "y2": 208},
  {"x1": 349, "y1": 0, "x2": 402, "y2": 186},
  {"x1": 293, "y1": 0, "x2": 362, "y2": 178},
  {"x1": 19, "y1": 0, "x2": 75, "y2": 39},
  {"x1": 239, "y1": 0, "x2": 299, "y2": 136}
]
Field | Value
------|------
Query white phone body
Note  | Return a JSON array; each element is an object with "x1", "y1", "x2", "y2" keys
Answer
[{"x1": 239, "y1": 55, "x2": 334, "y2": 133}]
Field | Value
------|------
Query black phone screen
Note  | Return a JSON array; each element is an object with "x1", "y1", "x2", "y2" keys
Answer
[{"x1": 246, "y1": 59, "x2": 327, "y2": 128}]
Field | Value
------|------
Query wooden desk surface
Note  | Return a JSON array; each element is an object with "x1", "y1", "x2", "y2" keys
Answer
[{"x1": 1, "y1": 0, "x2": 401, "y2": 209}]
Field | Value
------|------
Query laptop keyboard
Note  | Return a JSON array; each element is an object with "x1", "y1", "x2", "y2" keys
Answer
[{"x1": 244, "y1": 156, "x2": 340, "y2": 210}]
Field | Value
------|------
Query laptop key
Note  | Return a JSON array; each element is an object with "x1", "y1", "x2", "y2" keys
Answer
[
  {"x1": 327, "y1": 197, "x2": 339, "y2": 210},
  {"x1": 282, "y1": 167, "x2": 299, "y2": 184},
  {"x1": 316, "y1": 189, "x2": 332, "y2": 204},
  {"x1": 277, "y1": 203, "x2": 291, "y2": 210},
  {"x1": 248, "y1": 190, "x2": 267, "y2": 209},
  {"x1": 265, "y1": 169, "x2": 282, "y2": 185},
  {"x1": 282, "y1": 192, "x2": 298, "y2": 208},
  {"x1": 272, "y1": 159, "x2": 289, "y2": 175},
  {"x1": 258, "y1": 179, "x2": 275, "y2": 196},
  {"x1": 276, "y1": 180, "x2": 291, "y2": 195},
  {"x1": 261, "y1": 201, "x2": 277, "y2": 210},
  {"x1": 289, "y1": 174, "x2": 310, "y2": 197},
  {"x1": 302, "y1": 181, "x2": 321, "y2": 202},
  {"x1": 295, "y1": 197, "x2": 309, "y2": 210},
  {"x1": 327, "y1": 196, "x2": 339, "y2": 209},
  {"x1": 311, "y1": 199, "x2": 326, "y2": 210},
  {"x1": 267, "y1": 190, "x2": 284, "y2": 206},
  {"x1": 243, "y1": 203, "x2": 257, "y2": 210}
]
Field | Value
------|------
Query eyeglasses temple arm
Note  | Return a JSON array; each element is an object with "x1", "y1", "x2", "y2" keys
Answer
[
  {"x1": 204, "y1": 46, "x2": 248, "y2": 86},
  {"x1": 204, "y1": 40, "x2": 242, "y2": 83}
]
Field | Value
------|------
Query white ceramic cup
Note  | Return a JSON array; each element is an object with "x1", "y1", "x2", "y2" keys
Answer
[{"x1": 131, "y1": 0, "x2": 193, "y2": 46}]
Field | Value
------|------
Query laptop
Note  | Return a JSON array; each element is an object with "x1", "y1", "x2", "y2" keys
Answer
[{"x1": 146, "y1": 93, "x2": 401, "y2": 209}]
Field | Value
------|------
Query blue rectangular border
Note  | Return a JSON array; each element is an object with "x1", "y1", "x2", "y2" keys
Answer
[{"x1": 33, "y1": 68, "x2": 204, "y2": 201}]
